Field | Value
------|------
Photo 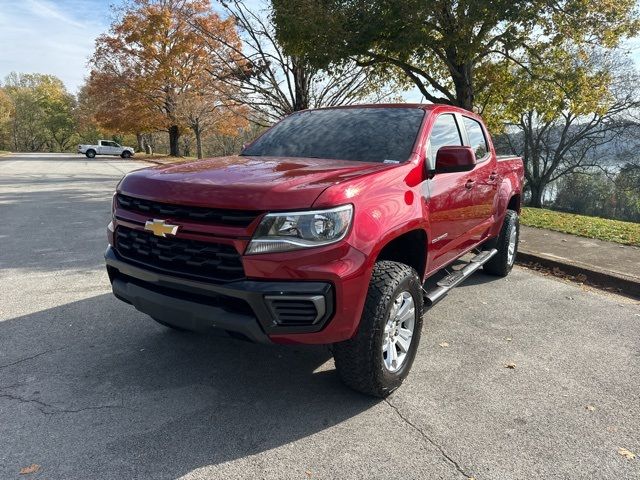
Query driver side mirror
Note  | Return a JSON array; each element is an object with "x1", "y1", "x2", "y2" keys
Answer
[{"x1": 435, "y1": 146, "x2": 476, "y2": 173}]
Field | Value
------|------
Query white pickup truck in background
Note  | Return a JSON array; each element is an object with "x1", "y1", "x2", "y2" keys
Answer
[{"x1": 78, "y1": 140, "x2": 135, "y2": 158}]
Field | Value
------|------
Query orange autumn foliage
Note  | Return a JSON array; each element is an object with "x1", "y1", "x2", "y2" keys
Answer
[{"x1": 89, "y1": 0, "x2": 244, "y2": 156}]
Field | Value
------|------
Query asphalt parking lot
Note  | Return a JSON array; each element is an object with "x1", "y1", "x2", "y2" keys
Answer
[{"x1": 1, "y1": 153, "x2": 639, "y2": 479}]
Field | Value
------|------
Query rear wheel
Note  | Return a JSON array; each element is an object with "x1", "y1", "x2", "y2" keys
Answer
[
  {"x1": 483, "y1": 209, "x2": 519, "y2": 277},
  {"x1": 333, "y1": 261, "x2": 423, "y2": 397},
  {"x1": 121, "y1": 151, "x2": 132, "y2": 158},
  {"x1": 85, "y1": 149, "x2": 96, "y2": 159}
]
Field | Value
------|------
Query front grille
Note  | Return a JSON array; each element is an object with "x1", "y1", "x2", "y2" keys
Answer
[
  {"x1": 265, "y1": 296, "x2": 324, "y2": 326},
  {"x1": 115, "y1": 226, "x2": 245, "y2": 282},
  {"x1": 117, "y1": 194, "x2": 260, "y2": 227}
]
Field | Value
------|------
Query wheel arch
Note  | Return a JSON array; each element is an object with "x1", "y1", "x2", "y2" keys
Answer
[
  {"x1": 507, "y1": 193, "x2": 521, "y2": 213},
  {"x1": 374, "y1": 228, "x2": 428, "y2": 280}
]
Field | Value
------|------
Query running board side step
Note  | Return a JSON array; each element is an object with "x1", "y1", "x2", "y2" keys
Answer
[{"x1": 423, "y1": 249, "x2": 498, "y2": 307}]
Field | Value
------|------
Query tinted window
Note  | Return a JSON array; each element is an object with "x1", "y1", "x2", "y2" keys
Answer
[
  {"x1": 426, "y1": 114, "x2": 463, "y2": 170},
  {"x1": 462, "y1": 117, "x2": 488, "y2": 159},
  {"x1": 243, "y1": 108, "x2": 425, "y2": 163}
]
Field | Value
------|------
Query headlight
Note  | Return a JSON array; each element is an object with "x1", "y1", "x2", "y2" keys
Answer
[{"x1": 246, "y1": 204, "x2": 353, "y2": 255}]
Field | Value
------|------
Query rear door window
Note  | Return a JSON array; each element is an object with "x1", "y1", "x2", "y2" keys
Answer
[{"x1": 462, "y1": 117, "x2": 489, "y2": 160}]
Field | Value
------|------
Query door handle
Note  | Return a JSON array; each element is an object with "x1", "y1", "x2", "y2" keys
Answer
[{"x1": 465, "y1": 179, "x2": 475, "y2": 189}]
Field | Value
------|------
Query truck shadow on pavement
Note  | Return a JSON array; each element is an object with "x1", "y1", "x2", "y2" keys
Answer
[{"x1": 0, "y1": 293, "x2": 378, "y2": 478}]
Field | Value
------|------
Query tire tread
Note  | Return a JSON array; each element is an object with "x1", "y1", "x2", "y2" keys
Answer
[
  {"x1": 483, "y1": 209, "x2": 519, "y2": 277},
  {"x1": 333, "y1": 260, "x2": 423, "y2": 397}
]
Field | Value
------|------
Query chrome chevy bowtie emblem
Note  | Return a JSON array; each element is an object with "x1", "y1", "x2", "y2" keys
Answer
[{"x1": 144, "y1": 219, "x2": 180, "y2": 237}]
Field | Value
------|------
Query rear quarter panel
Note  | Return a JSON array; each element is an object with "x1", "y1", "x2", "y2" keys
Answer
[{"x1": 488, "y1": 156, "x2": 524, "y2": 237}]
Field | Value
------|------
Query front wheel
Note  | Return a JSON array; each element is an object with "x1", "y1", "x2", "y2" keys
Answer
[
  {"x1": 333, "y1": 261, "x2": 424, "y2": 397},
  {"x1": 483, "y1": 209, "x2": 519, "y2": 277}
]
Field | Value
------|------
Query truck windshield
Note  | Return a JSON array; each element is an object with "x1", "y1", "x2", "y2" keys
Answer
[{"x1": 242, "y1": 107, "x2": 425, "y2": 163}]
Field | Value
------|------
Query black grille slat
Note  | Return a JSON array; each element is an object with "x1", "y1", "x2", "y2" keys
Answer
[
  {"x1": 115, "y1": 226, "x2": 245, "y2": 283},
  {"x1": 117, "y1": 194, "x2": 260, "y2": 227}
]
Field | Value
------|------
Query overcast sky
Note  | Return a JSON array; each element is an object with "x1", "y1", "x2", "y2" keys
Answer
[{"x1": 1, "y1": 0, "x2": 639, "y2": 97}]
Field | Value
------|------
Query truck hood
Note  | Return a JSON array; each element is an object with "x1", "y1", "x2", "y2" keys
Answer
[{"x1": 118, "y1": 155, "x2": 394, "y2": 210}]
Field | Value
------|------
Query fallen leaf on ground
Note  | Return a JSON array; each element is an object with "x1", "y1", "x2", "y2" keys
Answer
[
  {"x1": 19, "y1": 464, "x2": 41, "y2": 475},
  {"x1": 504, "y1": 337, "x2": 513, "y2": 342},
  {"x1": 585, "y1": 405, "x2": 595, "y2": 412},
  {"x1": 439, "y1": 342, "x2": 450, "y2": 348},
  {"x1": 618, "y1": 447, "x2": 636, "y2": 460},
  {"x1": 305, "y1": 470, "x2": 313, "y2": 477},
  {"x1": 504, "y1": 363, "x2": 517, "y2": 369}
]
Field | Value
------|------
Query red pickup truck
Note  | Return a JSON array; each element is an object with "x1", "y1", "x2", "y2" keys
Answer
[{"x1": 105, "y1": 104, "x2": 523, "y2": 397}]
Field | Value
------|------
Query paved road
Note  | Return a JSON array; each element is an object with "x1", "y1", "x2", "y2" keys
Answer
[{"x1": 1, "y1": 153, "x2": 639, "y2": 480}]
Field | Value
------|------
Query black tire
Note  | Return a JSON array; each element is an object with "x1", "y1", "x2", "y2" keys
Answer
[
  {"x1": 483, "y1": 209, "x2": 519, "y2": 277},
  {"x1": 151, "y1": 317, "x2": 189, "y2": 332},
  {"x1": 121, "y1": 151, "x2": 132, "y2": 158},
  {"x1": 85, "y1": 149, "x2": 96, "y2": 159},
  {"x1": 333, "y1": 260, "x2": 424, "y2": 397}
]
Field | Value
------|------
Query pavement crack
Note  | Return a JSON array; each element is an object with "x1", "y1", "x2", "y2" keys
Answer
[
  {"x1": 0, "y1": 393, "x2": 56, "y2": 410},
  {"x1": 0, "y1": 392, "x2": 124, "y2": 415},
  {"x1": 0, "y1": 346, "x2": 67, "y2": 370},
  {"x1": 385, "y1": 398, "x2": 474, "y2": 479},
  {"x1": 50, "y1": 404, "x2": 125, "y2": 415}
]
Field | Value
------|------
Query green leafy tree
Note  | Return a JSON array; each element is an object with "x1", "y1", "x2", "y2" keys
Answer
[
  {"x1": 491, "y1": 51, "x2": 640, "y2": 207},
  {"x1": 192, "y1": 0, "x2": 397, "y2": 126},
  {"x1": 0, "y1": 88, "x2": 13, "y2": 150},
  {"x1": 614, "y1": 163, "x2": 640, "y2": 222},
  {"x1": 272, "y1": 0, "x2": 639, "y2": 110},
  {"x1": 2, "y1": 73, "x2": 77, "y2": 152},
  {"x1": 43, "y1": 89, "x2": 77, "y2": 151}
]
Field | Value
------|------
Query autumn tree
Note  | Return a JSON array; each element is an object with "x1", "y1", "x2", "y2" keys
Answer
[
  {"x1": 191, "y1": 0, "x2": 397, "y2": 126},
  {"x1": 91, "y1": 0, "x2": 240, "y2": 156},
  {"x1": 272, "y1": 0, "x2": 639, "y2": 111},
  {"x1": 82, "y1": 72, "x2": 163, "y2": 153},
  {"x1": 176, "y1": 83, "x2": 248, "y2": 158}
]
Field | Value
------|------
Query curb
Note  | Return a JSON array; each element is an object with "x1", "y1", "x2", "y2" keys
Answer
[{"x1": 516, "y1": 249, "x2": 640, "y2": 299}]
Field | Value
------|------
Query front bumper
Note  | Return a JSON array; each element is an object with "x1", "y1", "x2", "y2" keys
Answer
[{"x1": 105, "y1": 247, "x2": 337, "y2": 343}]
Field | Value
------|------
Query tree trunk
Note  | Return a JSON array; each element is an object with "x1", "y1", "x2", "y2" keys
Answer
[
  {"x1": 143, "y1": 134, "x2": 153, "y2": 154},
  {"x1": 292, "y1": 57, "x2": 310, "y2": 111},
  {"x1": 136, "y1": 133, "x2": 144, "y2": 153},
  {"x1": 448, "y1": 60, "x2": 474, "y2": 110},
  {"x1": 194, "y1": 127, "x2": 203, "y2": 159},
  {"x1": 528, "y1": 182, "x2": 545, "y2": 208},
  {"x1": 168, "y1": 125, "x2": 180, "y2": 156}
]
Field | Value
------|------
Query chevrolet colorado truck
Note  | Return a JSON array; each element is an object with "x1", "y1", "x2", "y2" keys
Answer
[
  {"x1": 105, "y1": 104, "x2": 524, "y2": 397},
  {"x1": 78, "y1": 140, "x2": 134, "y2": 158}
]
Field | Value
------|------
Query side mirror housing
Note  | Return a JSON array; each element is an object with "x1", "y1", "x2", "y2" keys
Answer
[{"x1": 435, "y1": 146, "x2": 476, "y2": 173}]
